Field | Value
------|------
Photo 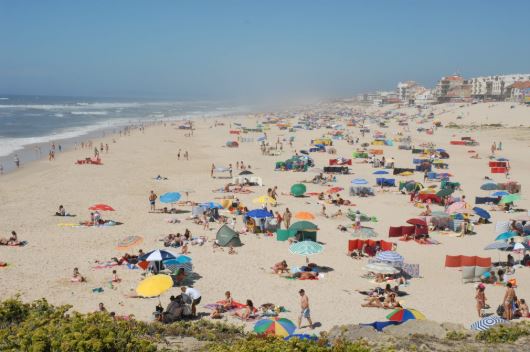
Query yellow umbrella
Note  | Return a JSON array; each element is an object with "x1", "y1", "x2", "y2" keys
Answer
[
  {"x1": 253, "y1": 195, "x2": 277, "y2": 205},
  {"x1": 136, "y1": 274, "x2": 173, "y2": 297}
]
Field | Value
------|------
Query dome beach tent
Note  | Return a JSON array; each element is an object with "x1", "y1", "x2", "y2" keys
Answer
[{"x1": 216, "y1": 224, "x2": 242, "y2": 247}]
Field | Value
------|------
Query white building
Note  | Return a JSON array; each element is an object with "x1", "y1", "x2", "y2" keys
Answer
[
  {"x1": 397, "y1": 81, "x2": 418, "y2": 102},
  {"x1": 469, "y1": 74, "x2": 530, "y2": 99}
]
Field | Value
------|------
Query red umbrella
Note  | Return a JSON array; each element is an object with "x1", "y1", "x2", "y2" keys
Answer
[
  {"x1": 326, "y1": 187, "x2": 344, "y2": 194},
  {"x1": 89, "y1": 204, "x2": 115, "y2": 211},
  {"x1": 406, "y1": 218, "x2": 427, "y2": 226}
]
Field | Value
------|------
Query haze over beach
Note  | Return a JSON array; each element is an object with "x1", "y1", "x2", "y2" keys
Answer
[{"x1": 1, "y1": 1, "x2": 530, "y2": 351}]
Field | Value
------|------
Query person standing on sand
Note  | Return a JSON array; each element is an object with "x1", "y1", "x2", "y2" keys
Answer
[
  {"x1": 298, "y1": 289, "x2": 313, "y2": 329},
  {"x1": 184, "y1": 150, "x2": 189, "y2": 160},
  {"x1": 491, "y1": 142, "x2": 496, "y2": 155},
  {"x1": 283, "y1": 208, "x2": 292, "y2": 229},
  {"x1": 14, "y1": 154, "x2": 20, "y2": 168},
  {"x1": 211, "y1": 164, "x2": 215, "y2": 178},
  {"x1": 149, "y1": 191, "x2": 157, "y2": 211},
  {"x1": 475, "y1": 283, "x2": 486, "y2": 317},
  {"x1": 177, "y1": 149, "x2": 181, "y2": 160},
  {"x1": 503, "y1": 282, "x2": 517, "y2": 320}
]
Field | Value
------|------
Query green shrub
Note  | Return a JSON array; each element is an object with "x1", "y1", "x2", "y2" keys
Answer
[
  {"x1": 475, "y1": 322, "x2": 530, "y2": 343},
  {"x1": 445, "y1": 330, "x2": 468, "y2": 341},
  {"x1": 205, "y1": 335, "x2": 373, "y2": 352}
]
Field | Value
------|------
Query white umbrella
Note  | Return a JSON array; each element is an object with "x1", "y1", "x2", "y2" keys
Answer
[{"x1": 363, "y1": 262, "x2": 399, "y2": 275}]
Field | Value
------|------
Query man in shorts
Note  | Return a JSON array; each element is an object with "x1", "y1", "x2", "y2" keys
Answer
[
  {"x1": 298, "y1": 289, "x2": 313, "y2": 329},
  {"x1": 149, "y1": 191, "x2": 157, "y2": 211}
]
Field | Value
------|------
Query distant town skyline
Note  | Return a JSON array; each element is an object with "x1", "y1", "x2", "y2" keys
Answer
[{"x1": 1, "y1": 0, "x2": 529, "y2": 101}]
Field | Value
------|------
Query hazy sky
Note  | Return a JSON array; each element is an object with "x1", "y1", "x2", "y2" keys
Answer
[{"x1": 1, "y1": 0, "x2": 529, "y2": 100}]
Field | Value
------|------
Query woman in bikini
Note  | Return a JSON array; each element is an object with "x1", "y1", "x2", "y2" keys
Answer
[
  {"x1": 503, "y1": 282, "x2": 517, "y2": 320},
  {"x1": 233, "y1": 299, "x2": 254, "y2": 320}
]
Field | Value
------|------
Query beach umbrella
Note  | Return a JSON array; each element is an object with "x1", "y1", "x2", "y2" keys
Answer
[
  {"x1": 135, "y1": 274, "x2": 173, "y2": 298},
  {"x1": 289, "y1": 241, "x2": 323, "y2": 257},
  {"x1": 116, "y1": 235, "x2": 143, "y2": 250},
  {"x1": 386, "y1": 308, "x2": 425, "y2": 322},
  {"x1": 88, "y1": 204, "x2": 115, "y2": 211},
  {"x1": 200, "y1": 201, "x2": 224, "y2": 209},
  {"x1": 406, "y1": 218, "x2": 427, "y2": 226},
  {"x1": 513, "y1": 242, "x2": 527, "y2": 251},
  {"x1": 495, "y1": 231, "x2": 517, "y2": 241},
  {"x1": 284, "y1": 334, "x2": 318, "y2": 341},
  {"x1": 139, "y1": 249, "x2": 177, "y2": 262},
  {"x1": 470, "y1": 316, "x2": 508, "y2": 331},
  {"x1": 446, "y1": 201, "x2": 466, "y2": 214},
  {"x1": 480, "y1": 182, "x2": 498, "y2": 191},
  {"x1": 363, "y1": 262, "x2": 399, "y2": 274},
  {"x1": 351, "y1": 178, "x2": 368, "y2": 185},
  {"x1": 431, "y1": 211, "x2": 450, "y2": 218},
  {"x1": 472, "y1": 207, "x2": 491, "y2": 220},
  {"x1": 352, "y1": 227, "x2": 378, "y2": 238},
  {"x1": 373, "y1": 170, "x2": 389, "y2": 175},
  {"x1": 326, "y1": 187, "x2": 344, "y2": 194},
  {"x1": 253, "y1": 195, "x2": 277, "y2": 205},
  {"x1": 500, "y1": 194, "x2": 521, "y2": 204},
  {"x1": 163, "y1": 256, "x2": 193, "y2": 273},
  {"x1": 491, "y1": 191, "x2": 509, "y2": 197},
  {"x1": 254, "y1": 317, "x2": 296, "y2": 337},
  {"x1": 484, "y1": 242, "x2": 512, "y2": 250},
  {"x1": 436, "y1": 188, "x2": 453, "y2": 197},
  {"x1": 290, "y1": 184, "x2": 307, "y2": 197},
  {"x1": 159, "y1": 192, "x2": 182, "y2": 204},
  {"x1": 295, "y1": 211, "x2": 315, "y2": 220},
  {"x1": 246, "y1": 209, "x2": 273, "y2": 218},
  {"x1": 289, "y1": 221, "x2": 318, "y2": 232},
  {"x1": 375, "y1": 251, "x2": 404, "y2": 266},
  {"x1": 399, "y1": 171, "x2": 413, "y2": 176}
]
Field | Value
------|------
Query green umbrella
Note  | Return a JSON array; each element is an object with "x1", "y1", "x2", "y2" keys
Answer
[
  {"x1": 500, "y1": 194, "x2": 521, "y2": 204},
  {"x1": 289, "y1": 241, "x2": 323, "y2": 257},
  {"x1": 436, "y1": 188, "x2": 453, "y2": 197},
  {"x1": 290, "y1": 183, "x2": 307, "y2": 197},
  {"x1": 352, "y1": 227, "x2": 378, "y2": 238},
  {"x1": 289, "y1": 221, "x2": 318, "y2": 232}
]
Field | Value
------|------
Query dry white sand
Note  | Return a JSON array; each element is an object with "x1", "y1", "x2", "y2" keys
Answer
[{"x1": 0, "y1": 102, "x2": 528, "y2": 332}]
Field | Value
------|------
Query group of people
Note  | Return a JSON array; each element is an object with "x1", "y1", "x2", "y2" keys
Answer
[{"x1": 155, "y1": 286, "x2": 201, "y2": 323}]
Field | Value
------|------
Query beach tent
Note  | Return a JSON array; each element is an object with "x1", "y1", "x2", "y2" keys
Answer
[
  {"x1": 288, "y1": 221, "x2": 318, "y2": 242},
  {"x1": 216, "y1": 225, "x2": 242, "y2": 247},
  {"x1": 290, "y1": 183, "x2": 307, "y2": 197}
]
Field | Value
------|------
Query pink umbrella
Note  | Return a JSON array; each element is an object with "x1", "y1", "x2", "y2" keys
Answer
[{"x1": 446, "y1": 201, "x2": 466, "y2": 214}]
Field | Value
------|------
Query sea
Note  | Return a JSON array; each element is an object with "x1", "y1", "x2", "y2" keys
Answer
[{"x1": 0, "y1": 95, "x2": 246, "y2": 173}]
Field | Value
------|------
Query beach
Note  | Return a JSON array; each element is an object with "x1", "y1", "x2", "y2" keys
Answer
[{"x1": 0, "y1": 101, "x2": 529, "y2": 332}]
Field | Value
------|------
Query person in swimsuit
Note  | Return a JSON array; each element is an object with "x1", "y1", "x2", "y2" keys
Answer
[
  {"x1": 233, "y1": 299, "x2": 254, "y2": 320},
  {"x1": 149, "y1": 191, "x2": 157, "y2": 211},
  {"x1": 475, "y1": 283, "x2": 486, "y2": 317},
  {"x1": 503, "y1": 282, "x2": 517, "y2": 320}
]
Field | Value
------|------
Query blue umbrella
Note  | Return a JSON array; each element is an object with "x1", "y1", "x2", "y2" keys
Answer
[
  {"x1": 470, "y1": 316, "x2": 507, "y2": 331},
  {"x1": 360, "y1": 321, "x2": 401, "y2": 332},
  {"x1": 495, "y1": 231, "x2": 517, "y2": 241},
  {"x1": 480, "y1": 182, "x2": 498, "y2": 191},
  {"x1": 163, "y1": 256, "x2": 193, "y2": 273},
  {"x1": 138, "y1": 249, "x2": 178, "y2": 262},
  {"x1": 436, "y1": 148, "x2": 446, "y2": 152},
  {"x1": 200, "y1": 202, "x2": 223, "y2": 209},
  {"x1": 472, "y1": 207, "x2": 491, "y2": 220},
  {"x1": 284, "y1": 334, "x2": 319, "y2": 341},
  {"x1": 246, "y1": 209, "x2": 273, "y2": 218},
  {"x1": 484, "y1": 242, "x2": 512, "y2": 250},
  {"x1": 497, "y1": 157, "x2": 509, "y2": 162},
  {"x1": 160, "y1": 192, "x2": 182, "y2": 204},
  {"x1": 491, "y1": 191, "x2": 509, "y2": 197},
  {"x1": 373, "y1": 170, "x2": 389, "y2": 175},
  {"x1": 352, "y1": 178, "x2": 369, "y2": 185}
]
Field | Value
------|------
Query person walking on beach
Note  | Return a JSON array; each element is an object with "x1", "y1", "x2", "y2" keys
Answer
[
  {"x1": 181, "y1": 286, "x2": 201, "y2": 317},
  {"x1": 14, "y1": 154, "x2": 20, "y2": 168},
  {"x1": 298, "y1": 289, "x2": 313, "y2": 329},
  {"x1": 491, "y1": 142, "x2": 496, "y2": 156},
  {"x1": 211, "y1": 164, "x2": 215, "y2": 178},
  {"x1": 184, "y1": 150, "x2": 189, "y2": 160},
  {"x1": 475, "y1": 283, "x2": 487, "y2": 317},
  {"x1": 283, "y1": 208, "x2": 292, "y2": 229},
  {"x1": 177, "y1": 149, "x2": 181, "y2": 160},
  {"x1": 149, "y1": 191, "x2": 157, "y2": 211}
]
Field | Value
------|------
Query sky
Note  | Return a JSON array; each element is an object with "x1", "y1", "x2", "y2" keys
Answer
[{"x1": 1, "y1": 0, "x2": 529, "y2": 101}]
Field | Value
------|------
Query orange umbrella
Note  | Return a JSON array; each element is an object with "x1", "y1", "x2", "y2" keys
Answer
[{"x1": 295, "y1": 211, "x2": 315, "y2": 220}]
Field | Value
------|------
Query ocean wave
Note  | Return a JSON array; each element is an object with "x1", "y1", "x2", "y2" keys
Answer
[
  {"x1": 0, "y1": 102, "x2": 142, "y2": 110},
  {"x1": 0, "y1": 118, "x2": 130, "y2": 157},
  {"x1": 70, "y1": 111, "x2": 109, "y2": 116}
]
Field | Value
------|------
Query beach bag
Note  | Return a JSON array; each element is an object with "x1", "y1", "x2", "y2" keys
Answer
[{"x1": 496, "y1": 305, "x2": 504, "y2": 317}]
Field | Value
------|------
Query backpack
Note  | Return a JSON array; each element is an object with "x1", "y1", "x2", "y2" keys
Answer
[{"x1": 496, "y1": 304, "x2": 505, "y2": 317}]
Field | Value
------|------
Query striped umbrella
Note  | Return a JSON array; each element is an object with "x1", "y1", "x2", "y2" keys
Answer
[
  {"x1": 386, "y1": 308, "x2": 425, "y2": 322},
  {"x1": 289, "y1": 241, "x2": 323, "y2": 257},
  {"x1": 163, "y1": 256, "x2": 193, "y2": 273},
  {"x1": 363, "y1": 262, "x2": 399, "y2": 274},
  {"x1": 116, "y1": 235, "x2": 143, "y2": 250},
  {"x1": 254, "y1": 317, "x2": 296, "y2": 337},
  {"x1": 470, "y1": 316, "x2": 508, "y2": 331},
  {"x1": 375, "y1": 251, "x2": 404, "y2": 266}
]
